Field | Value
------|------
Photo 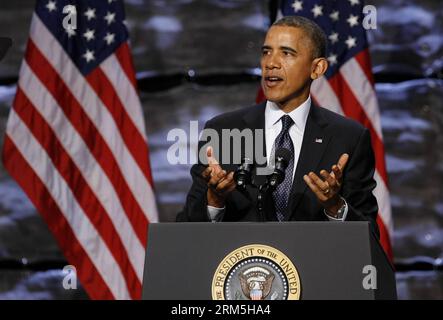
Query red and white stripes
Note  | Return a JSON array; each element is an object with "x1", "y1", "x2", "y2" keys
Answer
[
  {"x1": 3, "y1": 13, "x2": 158, "y2": 299},
  {"x1": 312, "y1": 49, "x2": 393, "y2": 260}
]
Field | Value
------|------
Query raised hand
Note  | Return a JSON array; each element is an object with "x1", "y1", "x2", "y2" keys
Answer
[
  {"x1": 303, "y1": 153, "x2": 349, "y2": 216},
  {"x1": 201, "y1": 146, "x2": 236, "y2": 208}
]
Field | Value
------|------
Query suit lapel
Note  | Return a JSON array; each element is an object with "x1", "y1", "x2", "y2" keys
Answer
[
  {"x1": 239, "y1": 102, "x2": 332, "y2": 221},
  {"x1": 242, "y1": 102, "x2": 267, "y2": 132},
  {"x1": 242, "y1": 101, "x2": 267, "y2": 169},
  {"x1": 286, "y1": 104, "x2": 331, "y2": 220}
]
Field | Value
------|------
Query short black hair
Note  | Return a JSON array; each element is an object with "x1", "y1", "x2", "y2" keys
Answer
[{"x1": 272, "y1": 16, "x2": 327, "y2": 59}]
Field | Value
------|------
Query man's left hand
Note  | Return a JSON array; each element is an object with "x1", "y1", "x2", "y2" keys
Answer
[{"x1": 303, "y1": 153, "x2": 349, "y2": 217}]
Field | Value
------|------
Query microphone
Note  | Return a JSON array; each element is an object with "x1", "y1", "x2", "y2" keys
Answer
[
  {"x1": 268, "y1": 148, "x2": 292, "y2": 188},
  {"x1": 234, "y1": 158, "x2": 253, "y2": 188}
]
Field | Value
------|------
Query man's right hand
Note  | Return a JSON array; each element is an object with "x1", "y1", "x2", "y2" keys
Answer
[{"x1": 201, "y1": 146, "x2": 236, "y2": 208}]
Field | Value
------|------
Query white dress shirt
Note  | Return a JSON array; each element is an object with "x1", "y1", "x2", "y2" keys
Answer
[
  {"x1": 264, "y1": 96, "x2": 311, "y2": 181},
  {"x1": 207, "y1": 96, "x2": 347, "y2": 221}
]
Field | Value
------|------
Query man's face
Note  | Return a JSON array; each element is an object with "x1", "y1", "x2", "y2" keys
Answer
[{"x1": 261, "y1": 26, "x2": 315, "y2": 106}]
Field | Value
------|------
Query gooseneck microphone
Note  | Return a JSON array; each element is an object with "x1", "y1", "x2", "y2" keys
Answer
[
  {"x1": 268, "y1": 148, "x2": 292, "y2": 188},
  {"x1": 231, "y1": 150, "x2": 291, "y2": 221},
  {"x1": 234, "y1": 158, "x2": 253, "y2": 188}
]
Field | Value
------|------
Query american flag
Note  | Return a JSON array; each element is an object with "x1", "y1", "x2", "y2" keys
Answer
[
  {"x1": 258, "y1": 0, "x2": 393, "y2": 260},
  {"x1": 2, "y1": 0, "x2": 158, "y2": 299}
]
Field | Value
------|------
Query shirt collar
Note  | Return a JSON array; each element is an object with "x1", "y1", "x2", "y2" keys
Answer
[{"x1": 265, "y1": 95, "x2": 311, "y2": 132}]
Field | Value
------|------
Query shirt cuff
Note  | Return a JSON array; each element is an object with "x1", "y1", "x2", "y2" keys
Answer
[
  {"x1": 207, "y1": 205, "x2": 225, "y2": 222},
  {"x1": 324, "y1": 197, "x2": 348, "y2": 221}
]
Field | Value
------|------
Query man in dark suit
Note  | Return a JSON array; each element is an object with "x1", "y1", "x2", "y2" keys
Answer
[{"x1": 177, "y1": 16, "x2": 379, "y2": 238}]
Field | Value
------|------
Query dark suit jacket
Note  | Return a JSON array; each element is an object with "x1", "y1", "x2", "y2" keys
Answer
[{"x1": 176, "y1": 101, "x2": 380, "y2": 238}]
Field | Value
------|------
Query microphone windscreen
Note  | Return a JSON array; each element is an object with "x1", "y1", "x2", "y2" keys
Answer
[{"x1": 275, "y1": 148, "x2": 292, "y2": 164}]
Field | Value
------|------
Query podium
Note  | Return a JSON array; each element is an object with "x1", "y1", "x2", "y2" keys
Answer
[{"x1": 142, "y1": 222, "x2": 396, "y2": 300}]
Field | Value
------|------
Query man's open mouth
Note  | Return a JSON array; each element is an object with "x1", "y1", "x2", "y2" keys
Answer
[{"x1": 264, "y1": 76, "x2": 283, "y2": 87}]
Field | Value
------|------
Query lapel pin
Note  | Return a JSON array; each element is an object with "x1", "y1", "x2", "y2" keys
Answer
[{"x1": 315, "y1": 138, "x2": 323, "y2": 143}]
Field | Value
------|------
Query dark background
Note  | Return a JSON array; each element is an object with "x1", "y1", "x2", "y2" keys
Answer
[{"x1": 0, "y1": 0, "x2": 442, "y2": 299}]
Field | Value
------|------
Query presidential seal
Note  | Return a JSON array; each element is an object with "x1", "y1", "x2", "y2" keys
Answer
[{"x1": 211, "y1": 244, "x2": 301, "y2": 300}]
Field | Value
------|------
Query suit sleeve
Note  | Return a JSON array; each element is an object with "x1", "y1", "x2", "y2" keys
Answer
[
  {"x1": 176, "y1": 118, "x2": 253, "y2": 222},
  {"x1": 176, "y1": 162, "x2": 212, "y2": 222},
  {"x1": 342, "y1": 128, "x2": 380, "y2": 239},
  {"x1": 176, "y1": 119, "x2": 214, "y2": 222}
]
